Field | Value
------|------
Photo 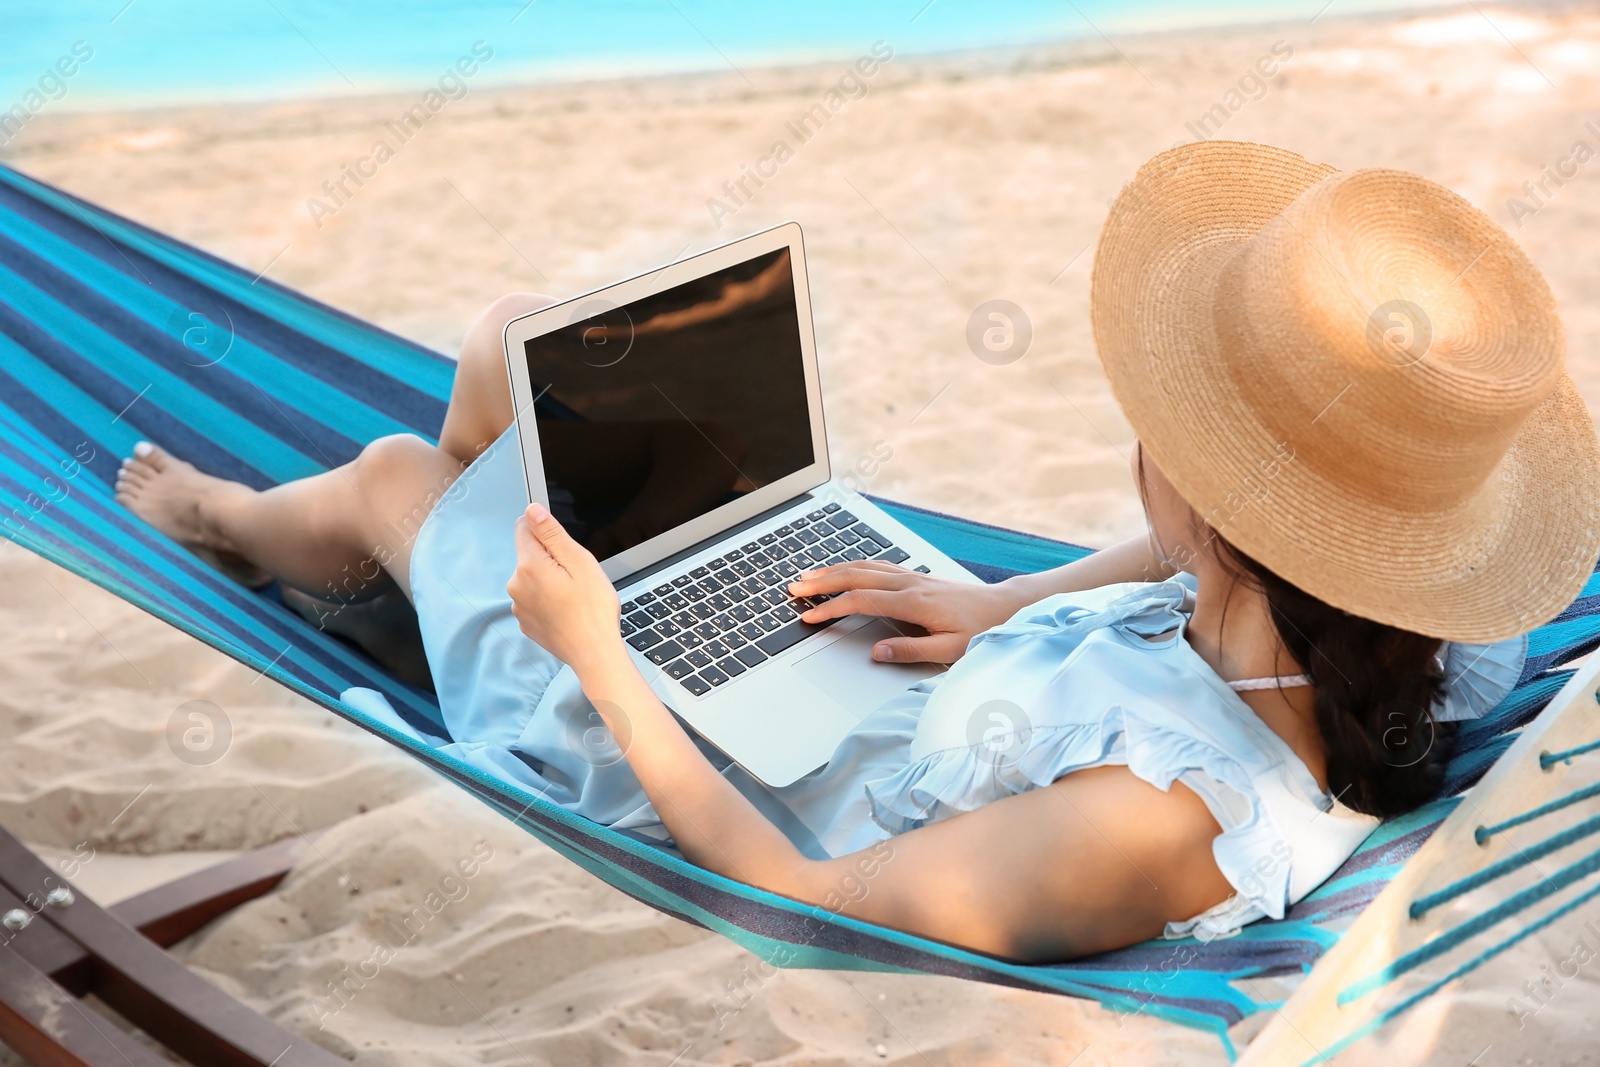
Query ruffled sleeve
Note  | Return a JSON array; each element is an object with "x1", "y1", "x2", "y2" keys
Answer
[
  {"x1": 864, "y1": 718, "x2": 1118, "y2": 835},
  {"x1": 862, "y1": 580, "x2": 1199, "y2": 832},
  {"x1": 1435, "y1": 634, "x2": 1527, "y2": 722}
]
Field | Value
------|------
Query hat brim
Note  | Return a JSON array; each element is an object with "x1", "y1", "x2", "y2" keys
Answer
[{"x1": 1091, "y1": 141, "x2": 1600, "y2": 643}]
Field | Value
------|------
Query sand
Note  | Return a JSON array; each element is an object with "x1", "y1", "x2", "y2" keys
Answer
[{"x1": 3, "y1": 3, "x2": 1600, "y2": 1063}]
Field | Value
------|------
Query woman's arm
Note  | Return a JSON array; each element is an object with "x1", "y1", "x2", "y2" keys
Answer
[
  {"x1": 1002, "y1": 530, "x2": 1176, "y2": 603},
  {"x1": 789, "y1": 532, "x2": 1176, "y2": 664},
  {"x1": 508, "y1": 507, "x2": 1226, "y2": 961}
]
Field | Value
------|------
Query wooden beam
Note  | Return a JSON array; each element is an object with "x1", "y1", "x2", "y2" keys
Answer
[
  {"x1": 0, "y1": 938, "x2": 173, "y2": 1067},
  {"x1": 109, "y1": 832, "x2": 319, "y2": 950},
  {"x1": 0, "y1": 828, "x2": 343, "y2": 1067},
  {"x1": 1, "y1": 833, "x2": 318, "y2": 995},
  {"x1": 1238, "y1": 651, "x2": 1600, "y2": 1066}
]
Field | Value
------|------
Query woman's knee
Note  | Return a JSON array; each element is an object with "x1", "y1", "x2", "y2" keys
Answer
[
  {"x1": 443, "y1": 292, "x2": 559, "y2": 463},
  {"x1": 463, "y1": 292, "x2": 559, "y2": 367},
  {"x1": 352, "y1": 435, "x2": 458, "y2": 539},
  {"x1": 353, "y1": 433, "x2": 432, "y2": 485}
]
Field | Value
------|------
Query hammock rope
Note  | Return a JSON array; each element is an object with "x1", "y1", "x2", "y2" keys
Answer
[
  {"x1": 1474, "y1": 778, "x2": 1600, "y2": 844},
  {"x1": 1541, "y1": 735, "x2": 1600, "y2": 769},
  {"x1": 1313, "y1": 875, "x2": 1600, "y2": 1065},
  {"x1": 1343, "y1": 842, "x2": 1600, "y2": 1004},
  {"x1": 1410, "y1": 812, "x2": 1600, "y2": 919}
]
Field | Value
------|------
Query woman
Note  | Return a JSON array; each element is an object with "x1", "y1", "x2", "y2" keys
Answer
[{"x1": 116, "y1": 142, "x2": 1600, "y2": 961}]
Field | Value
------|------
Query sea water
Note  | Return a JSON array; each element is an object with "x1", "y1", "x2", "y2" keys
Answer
[{"x1": 2, "y1": 0, "x2": 1428, "y2": 110}]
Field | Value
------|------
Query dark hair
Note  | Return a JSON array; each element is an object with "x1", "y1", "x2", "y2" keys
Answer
[
  {"x1": 1212, "y1": 540, "x2": 1454, "y2": 818},
  {"x1": 1136, "y1": 456, "x2": 1453, "y2": 818}
]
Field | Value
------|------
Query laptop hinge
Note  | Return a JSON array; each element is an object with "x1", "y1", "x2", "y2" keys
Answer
[{"x1": 615, "y1": 490, "x2": 816, "y2": 590}]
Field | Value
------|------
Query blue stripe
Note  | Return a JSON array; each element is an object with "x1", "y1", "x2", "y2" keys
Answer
[
  {"x1": 0, "y1": 248, "x2": 360, "y2": 479},
  {"x1": 0, "y1": 366, "x2": 122, "y2": 490},
  {"x1": 0, "y1": 267, "x2": 321, "y2": 480},
  {"x1": 1528, "y1": 613, "x2": 1600, "y2": 659},
  {"x1": 0, "y1": 295, "x2": 276, "y2": 488},
  {"x1": 0, "y1": 166, "x2": 457, "y2": 404},
  {"x1": 0, "y1": 430, "x2": 443, "y2": 733},
  {"x1": 0, "y1": 219, "x2": 418, "y2": 455},
  {"x1": 0, "y1": 188, "x2": 449, "y2": 439}
]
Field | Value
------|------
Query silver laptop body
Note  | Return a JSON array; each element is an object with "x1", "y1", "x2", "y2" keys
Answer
[{"x1": 503, "y1": 222, "x2": 977, "y2": 787}]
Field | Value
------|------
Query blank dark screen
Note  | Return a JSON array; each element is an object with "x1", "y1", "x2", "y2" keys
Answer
[{"x1": 524, "y1": 248, "x2": 814, "y2": 560}]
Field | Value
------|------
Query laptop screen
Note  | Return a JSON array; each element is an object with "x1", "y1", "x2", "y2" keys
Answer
[{"x1": 522, "y1": 247, "x2": 815, "y2": 560}]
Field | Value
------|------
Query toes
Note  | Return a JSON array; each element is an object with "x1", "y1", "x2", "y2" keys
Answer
[
  {"x1": 132, "y1": 441, "x2": 171, "y2": 471},
  {"x1": 116, "y1": 464, "x2": 151, "y2": 489}
]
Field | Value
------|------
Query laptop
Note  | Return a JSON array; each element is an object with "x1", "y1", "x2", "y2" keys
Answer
[{"x1": 502, "y1": 222, "x2": 978, "y2": 787}]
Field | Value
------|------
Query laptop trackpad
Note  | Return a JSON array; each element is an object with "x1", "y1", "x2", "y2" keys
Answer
[{"x1": 792, "y1": 618, "x2": 938, "y2": 719}]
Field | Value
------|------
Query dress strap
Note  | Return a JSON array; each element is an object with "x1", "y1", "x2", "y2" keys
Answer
[{"x1": 1227, "y1": 673, "x2": 1314, "y2": 692}]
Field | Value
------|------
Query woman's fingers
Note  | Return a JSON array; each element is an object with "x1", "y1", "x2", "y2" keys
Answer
[
  {"x1": 522, "y1": 503, "x2": 583, "y2": 570},
  {"x1": 797, "y1": 586, "x2": 910, "y2": 624},
  {"x1": 870, "y1": 631, "x2": 969, "y2": 665},
  {"x1": 513, "y1": 512, "x2": 557, "y2": 570},
  {"x1": 787, "y1": 560, "x2": 912, "y2": 598}
]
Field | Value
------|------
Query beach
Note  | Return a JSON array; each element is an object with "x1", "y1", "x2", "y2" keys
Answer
[{"x1": 4, "y1": 3, "x2": 1600, "y2": 1063}]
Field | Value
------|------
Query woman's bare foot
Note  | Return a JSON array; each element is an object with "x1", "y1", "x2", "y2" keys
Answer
[{"x1": 116, "y1": 442, "x2": 273, "y2": 589}]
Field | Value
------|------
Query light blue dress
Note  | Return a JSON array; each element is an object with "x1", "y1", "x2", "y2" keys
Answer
[{"x1": 344, "y1": 428, "x2": 1526, "y2": 940}]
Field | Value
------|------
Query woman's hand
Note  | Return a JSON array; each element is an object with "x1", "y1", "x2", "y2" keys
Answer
[
  {"x1": 786, "y1": 562, "x2": 1026, "y2": 664},
  {"x1": 508, "y1": 503, "x2": 623, "y2": 674}
]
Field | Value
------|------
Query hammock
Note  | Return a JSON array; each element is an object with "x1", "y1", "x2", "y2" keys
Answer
[{"x1": 3, "y1": 162, "x2": 1598, "y2": 1061}]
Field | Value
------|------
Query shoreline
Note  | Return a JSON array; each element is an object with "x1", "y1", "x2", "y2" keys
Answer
[{"x1": 3, "y1": 0, "x2": 1478, "y2": 124}]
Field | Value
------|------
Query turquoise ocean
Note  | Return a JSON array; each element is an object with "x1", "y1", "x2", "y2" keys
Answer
[{"x1": 3, "y1": 0, "x2": 1427, "y2": 110}]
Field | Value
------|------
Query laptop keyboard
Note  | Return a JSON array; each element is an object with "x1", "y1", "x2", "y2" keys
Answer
[{"x1": 618, "y1": 503, "x2": 925, "y2": 698}]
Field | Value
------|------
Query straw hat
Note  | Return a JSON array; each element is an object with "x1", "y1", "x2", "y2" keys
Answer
[{"x1": 1091, "y1": 141, "x2": 1600, "y2": 643}]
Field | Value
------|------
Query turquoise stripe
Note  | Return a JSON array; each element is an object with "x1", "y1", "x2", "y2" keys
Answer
[
  {"x1": 0, "y1": 167, "x2": 455, "y2": 401},
  {"x1": 0, "y1": 433, "x2": 438, "y2": 719},
  {"x1": 880, "y1": 500, "x2": 1094, "y2": 573},
  {"x1": 0, "y1": 258, "x2": 321, "y2": 479},
  {"x1": 1528, "y1": 613, "x2": 1600, "y2": 659},
  {"x1": 0, "y1": 203, "x2": 418, "y2": 448},
  {"x1": 0, "y1": 330, "x2": 144, "y2": 460}
]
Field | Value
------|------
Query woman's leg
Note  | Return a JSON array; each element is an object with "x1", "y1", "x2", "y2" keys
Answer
[
  {"x1": 438, "y1": 292, "x2": 558, "y2": 464},
  {"x1": 115, "y1": 292, "x2": 558, "y2": 598},
  {"x1": 115, "y1": 433, "x2": 460, "y2": 602}
]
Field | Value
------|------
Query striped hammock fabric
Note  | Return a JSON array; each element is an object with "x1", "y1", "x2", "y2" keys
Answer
[{"x1": 3, "y1": 162, "x2": 1597, "y2": 1058}]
